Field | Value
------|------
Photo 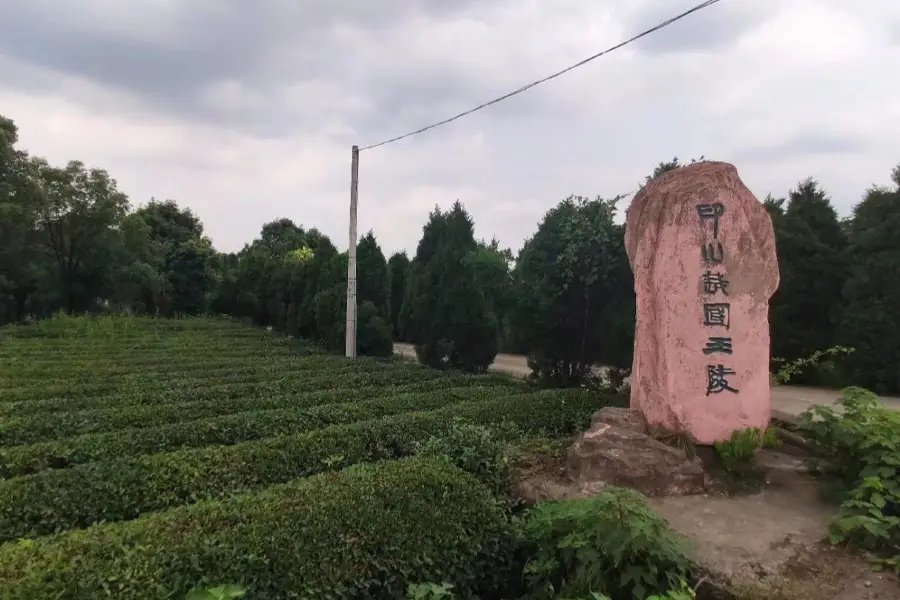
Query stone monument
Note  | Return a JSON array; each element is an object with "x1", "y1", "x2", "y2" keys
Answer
[{"x1": 624, "y1": 161, "x2": 779, "y2": 444}]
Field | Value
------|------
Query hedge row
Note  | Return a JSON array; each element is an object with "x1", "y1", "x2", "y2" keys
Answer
[
  {"x1": 0, "y1": 344, "x2": 304, "y2": 365},
  {"x1": 0, "y1": 351, "x2": 406, "y2": 381},
  {"x1": 0, "y1": 457, "x2": 512, "y2": 600},
  {"x1": 2, "y1": 339, "x2": 276, "y2": 351},
  {"x1": 0, "y1": 378, "x2": 523, "y2": 444},
  {"x1": 0, "y1": 385, "x2": 523, "y2": 476},
  {"x1": 0, "y1": 341, "x2": 287, "y2": 357},
  {"x1": 0, "y1": 365, "x2": 445, "y2": 406},
  {"x1": 0, "y1": 356, "x2": 351, "y2": 388},
  {"x1": 0, "y1": 388, "x2": 613, "y2": 541},
  {"x1": 2, "y1": 315, "x2": 254, "y2": 335},
  {"x1": 1, "y1": 361, "x2": 426, "y2": 402},
  {"x1": 0, "y1": 371, "x2": 517, "y2": 416}
]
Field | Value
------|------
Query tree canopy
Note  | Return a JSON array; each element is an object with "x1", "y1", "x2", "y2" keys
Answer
[{"x1": 3, "y1": 116, "x2": 899, "y2": 388}]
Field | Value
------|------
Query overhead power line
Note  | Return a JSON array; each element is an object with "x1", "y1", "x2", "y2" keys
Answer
[{"x1": 359, "y1": 0, "x2": 724, "y2": 151}]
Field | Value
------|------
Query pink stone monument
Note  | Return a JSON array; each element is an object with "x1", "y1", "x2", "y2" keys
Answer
[{"x1": 624, "y1": 161, "x2": 779, "y2": 444}]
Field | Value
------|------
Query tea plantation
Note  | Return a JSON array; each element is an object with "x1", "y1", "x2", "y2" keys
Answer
[{"x1": 0, "y1": 316, "x2": 645, "y2": 599}]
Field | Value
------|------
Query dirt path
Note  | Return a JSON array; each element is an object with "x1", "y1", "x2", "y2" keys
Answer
[
  {"x1": 392, "y1": 343, "x2": 900, "y2": 418},
  {"x1": 648, "y1": 463, "x2": 900, "y2": 599}
]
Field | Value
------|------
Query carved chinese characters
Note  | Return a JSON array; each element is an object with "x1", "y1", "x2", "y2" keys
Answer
[{"x1": 696, "y1": 203, "x2": 737, "y2": 397}]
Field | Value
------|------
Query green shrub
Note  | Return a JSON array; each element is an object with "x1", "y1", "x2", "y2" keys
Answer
[
  {"x1": 406, "y1": 582, "x2": 456, "y2": 599},
  {"x1": 0, "y1": 389, "x2": 614, "y2": 540},
  {"x1": 713, "y1": 427, "x2": 780, "y2": 477},
  {"x1": 515, "y1": 487, "x2": 693, "y2": 600},
  {"x1": 186, "y1": 584, "x2": 247, "y2": 600},
  {"x1": 0, "y1": 379, "x2": 521, "y2": 445},
  {"x1": 0, "y1": 360, "x2": 434, "y2": 403},
  {"x1": 0, "y1": 458, "x2": 514, "y2": 600},
  {"x1": 0, "y1": 385, "x2": 517, "y2": 477},
  {"x1": 415, "y1": 419, "x2": 515, "y2": 494},
  {"x1": 798, "y1": 386, "x2": 900, "y2": 574},
  {"x1": 1, "y1": 371, "x2": 520, "y2": 417},
  {"x1": 357, "y1": 299, "x2": 393, "y2": 357},
  {"x1": 401, "y1": 204, "x2": 500, "y2": 374}
]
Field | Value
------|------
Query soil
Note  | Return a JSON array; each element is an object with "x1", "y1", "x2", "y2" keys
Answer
[{"x1": 512, "y1": 446, "x2": 899, "y2": 600}]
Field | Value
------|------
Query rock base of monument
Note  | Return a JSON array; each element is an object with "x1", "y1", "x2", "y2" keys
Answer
[{"x1": 565, "y1": 407, "x2": 711, "y2": 497}]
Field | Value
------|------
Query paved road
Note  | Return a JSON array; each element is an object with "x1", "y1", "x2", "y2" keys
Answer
[{"x1": 393, "y1": 343, "x2": 900, "y2": 419}]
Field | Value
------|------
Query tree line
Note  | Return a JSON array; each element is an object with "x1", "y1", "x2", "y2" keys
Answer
[{"x1": 2, "y1": 114, "x2": 899, "y2": 393}]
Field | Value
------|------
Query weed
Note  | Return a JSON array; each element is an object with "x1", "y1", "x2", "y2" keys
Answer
[
  {"x1": 516, "y1": 487, "x2": 693, "y2": 599},
  {"x1": 185, "y1": 584, "x2": 246, "y2": 600},
  {"x1": 798, "y1": 386, "x2": 900, "y2": 574},
  {"x1": 713, "y1": 427, "x2": 781, "y2": 478}
]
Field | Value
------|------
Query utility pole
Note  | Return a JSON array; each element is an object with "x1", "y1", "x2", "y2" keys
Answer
[{"x1": 345, "y1": 145, "x2": 359, "y2": 358}]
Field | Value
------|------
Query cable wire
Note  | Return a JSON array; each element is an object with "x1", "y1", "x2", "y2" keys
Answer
[{"x1": 359, "y1": 0, "x2": 724, "y2": 151}]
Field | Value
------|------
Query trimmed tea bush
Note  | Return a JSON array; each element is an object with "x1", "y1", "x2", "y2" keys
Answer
[
  {"x1": 0, "y1": 389, "x2": 613, "y2": 540},
  {"x1": 0, "y1": 385, "x2": 520, "y2": 476},
  {"x1": 0, "y1": 458, "x2": 514, "y2": 599}
]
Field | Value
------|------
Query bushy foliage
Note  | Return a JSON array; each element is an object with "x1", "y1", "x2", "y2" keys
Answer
[
  {"x1": 415, "y1": 419, "x2": 514, "y2": 494},
  {"x1": 511, "y1": 195, "x2": 634, "y2": 387},
  {"x1": 401, "y1": 203, "x2": 499, "y2": 372},
  {"x1": 0, "y1": 388, "x2": 614, "y2": 541},
  {"x1": 797, "y1": 386, "x2": 900, "y2": 574},
  {"x1": 356, "y1": 231, "x2": 391, "y2": 317},
  {"x1": 0, "y1": 458, "x2": 515, "y2": 599},
  {"x1": 767, "y1": 180, "x2": 848, "y2": 377},
  {"x1": 388, "y1": 251, "x2": 410, "y2": 340},
  {"x1": 357, "y1": 299, "x2": 393, "y2": 357},
  {"x1": 514, "y1": 488, "x2": 693, "y2": 600},
  {"x1": 0, "y1": 384, "x2": 517, "y2": 478},
  {"x1": 835, "y1": 176, "x2": 900, "y2": 394},
  {"x1": 713, "y1": 427, "x2": 781, "y2": 478}
]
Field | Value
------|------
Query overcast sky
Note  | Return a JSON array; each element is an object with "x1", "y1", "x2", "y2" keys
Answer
[{"x1": 1, "y1": 0, "x2": 898, "y2": 255}]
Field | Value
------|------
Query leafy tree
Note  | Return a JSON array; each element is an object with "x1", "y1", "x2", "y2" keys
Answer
[
  {"x1": 313, "y1": 250, "x2": 392, "y2": 357},
  {"x1": 387, "y1": 252, "x2": 409, "y2": 340},
  {"x1": 836, "y1": 167, "x2": 900, "y2": 393},
  {"x1": 401, "y1": 202, "x2": 499, "y2": 372},
  {"x1": 164, "y1": 238, "x2": 215, "y2": 315},
  {"x1": 511, "y1": 195, "x2": 634, "y2": 387},
  {"x1": 108, "y1": 213, "x2": 162, "y2": 313},
  {"x1": 35, "y1": 160, "x2": 130, "y2": 313},
  {"x1": 357, "y1": 300, "x2": 393, "y2": 357},
  {"x1": 355, "y1": 231, "x2": 390, "y2": 318},
  {"x1": 135, "y1": 199, "x2": 204, "y2": 250},
  {"x1": 465, "y1": 239, "x2": 514, "y2": 349},
  {"x1": 132, "y1": 199, "x2": 214, "y2": 315},
  {"x1": 769, "y1": 179, "x2": 848, "y2": 372},
  {"x1": 259, "y1": 218, "x2": 305, "y2": 256},
  {"x1": 0, "y1": 117, "x2": 53, "y2": 322}
]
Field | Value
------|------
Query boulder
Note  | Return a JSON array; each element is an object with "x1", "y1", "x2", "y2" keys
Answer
[
  {"x1": 567, "y1": 409, "x2": 708, "y2": 496},
  {"x1": 624, "y1": 161, "x2": 780, "y2": 444},
  {"x1": 590, "y1": 406, "x2": 648, "y2": 433}
]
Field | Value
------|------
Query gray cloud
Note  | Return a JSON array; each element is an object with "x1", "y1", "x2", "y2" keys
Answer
[
  {"x1": 0, "y1": 0, "x2": 504, "y2": 136},
  {"x1": 621, "y1": 0, "x2": 777, "y2": 54},
  {"x1": 1, "y1": 0, "x2": 898, "y2": 255},
  {"x1": 735, "y1": 133, "x2": 871, "y2": 162}
]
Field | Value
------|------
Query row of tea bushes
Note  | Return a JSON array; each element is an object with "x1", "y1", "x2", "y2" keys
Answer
[
  {"x1": 0, "y1": 457, "x2": 513, "y2": 600},
  {"x1": 0, "y1": 385, "x2": 524, "y2": 475},
  {"x1": 0, "y1": 389, "x2": 615, "y2": 541},
  {"x1": 0, "y1": 377, "x2": 523, "y2": 444}
]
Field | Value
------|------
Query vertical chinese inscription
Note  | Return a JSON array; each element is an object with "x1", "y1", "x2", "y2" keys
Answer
[{"x1": 697, "y1": 202, "x2": 738, "y2": 396}]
